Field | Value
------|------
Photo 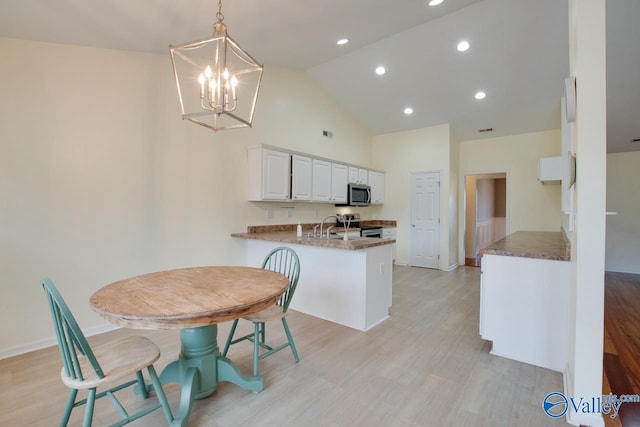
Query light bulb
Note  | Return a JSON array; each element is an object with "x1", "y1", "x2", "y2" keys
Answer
[
  {"x1": 204, "y1": 66, "x2": 212, "y2": 79},
  {"x1": 198, "y1": 73, "x2": 205, "y2": 96},
  {"x1": 457, "y1": 41, "x2": 470, "y2": 52},
  {"x1": 230, "y1": 75, "x2": 238, "y2": 99}
]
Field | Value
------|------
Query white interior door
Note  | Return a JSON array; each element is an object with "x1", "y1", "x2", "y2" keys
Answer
[{"x1": 410, "y1": 172, "x2": 440, "y2": 269}]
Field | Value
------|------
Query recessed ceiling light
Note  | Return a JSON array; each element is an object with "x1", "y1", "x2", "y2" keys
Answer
[
  {"x1": 336, "y1": 38, "x2": 349, "y2": 46},
  {"x1": 404, "y1": 107, "x2": 414, "y2": 115},
  {"x1": 375, "y1": 66, "x2": 386, "y2": 75},
  {"x1": 475, "y1": 91, "x2": 486, "y2": 100},
  {"x1": 428, "y1": 0, "x2": 444, "y2": 6},
  {"x1": 457, "y1": 40, "x2": 470, "y2": 52}
]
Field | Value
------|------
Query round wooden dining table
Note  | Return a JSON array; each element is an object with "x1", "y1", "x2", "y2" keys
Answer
[{"x1": 90, "y1": 266, "x2": 289, "y2": 427}]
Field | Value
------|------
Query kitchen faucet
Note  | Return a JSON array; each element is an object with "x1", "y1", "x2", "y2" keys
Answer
[{"x1": 319, "y1": 215, "x2": 339, "y2": 239}]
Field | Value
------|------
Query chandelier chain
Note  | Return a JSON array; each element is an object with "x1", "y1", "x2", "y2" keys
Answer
[{"x1": 216, "y1": 0, "x2": 224, "y2": 22}]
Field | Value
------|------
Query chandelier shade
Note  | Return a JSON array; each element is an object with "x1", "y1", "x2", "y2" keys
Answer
[{"x1": 170, "y1": 5, "x2": 263, "y2": 132}]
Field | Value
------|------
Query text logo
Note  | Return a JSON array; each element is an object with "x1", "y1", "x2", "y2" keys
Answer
[
  {"x1": 543, "y1": 391, "x2": 640, "y2": 419},
  {"x1": 543, "y1": 392, "x2": 569, "y2": 418}
]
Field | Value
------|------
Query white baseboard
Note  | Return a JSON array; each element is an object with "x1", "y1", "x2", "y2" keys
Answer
[
  {"x1": 0, "y1": 323, "x2": 119, "y2": 361},
  {"x1": 445, "y1": 263, "x2": 460, "y2": 272}
]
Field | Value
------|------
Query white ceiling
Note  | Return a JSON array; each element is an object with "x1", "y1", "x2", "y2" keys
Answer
[{"x1": 0, "y1": 0, "x2": 637, "y2": 152}]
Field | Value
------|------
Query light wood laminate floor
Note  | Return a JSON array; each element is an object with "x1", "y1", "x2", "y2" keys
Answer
[{"x1": 0, "y1": 266, "x2": 568, "y2": 426}]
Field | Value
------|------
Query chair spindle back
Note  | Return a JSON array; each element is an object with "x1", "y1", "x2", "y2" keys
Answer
[
  {"x1": 260, "y1": 247, "x2": 300, "y2": 312},
  {"x1": 41, "y1": 278, "x2": 104, "y2": 382}
]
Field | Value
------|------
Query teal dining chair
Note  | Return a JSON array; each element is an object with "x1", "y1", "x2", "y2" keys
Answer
[
  {"x1": 222, "y1": 246, "x2": 301, "y2": 376},
  {"x1": 41, "y1": 278, "x2": 174, "y2": 427}
]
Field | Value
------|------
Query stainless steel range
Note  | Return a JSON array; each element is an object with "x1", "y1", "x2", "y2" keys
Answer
[{"x1": 337, "y1": 213, "x2": 382, "y2": 238}]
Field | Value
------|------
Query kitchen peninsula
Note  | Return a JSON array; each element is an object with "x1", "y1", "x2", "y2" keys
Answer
[
  {"x1": 232, "y1": 223, "x2": 395, "y2": 331},
  {"x1": 479, "y1": 231, "x2": 571, "y2": 372}
]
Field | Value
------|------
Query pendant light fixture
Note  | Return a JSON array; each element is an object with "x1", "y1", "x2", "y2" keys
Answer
[{"x1": 170, "y1": 0, "x2": 263, "y2": 132}]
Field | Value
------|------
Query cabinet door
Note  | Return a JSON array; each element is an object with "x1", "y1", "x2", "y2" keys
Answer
[
  {"x1": 368, "y1": 171, "x2": 385, "y2": 204},
  {"x1": 358, "y1": 168, "x2": 369, "y2": 185},
  {"x1": 331, "y1": 163, "x2": 348, "y2": 203},
  {"x1": 348, "y1": 166, "x2": 359, "y2": 183},
  {"x1": 291, "y1": 154, "x2": 312, "y2": 201},
  {"x1": 312, "y1": 159, "x2": 332, "y2": 202},
  {"x1": 262, "y1": 149, "x2": 290, "y2": 200}
]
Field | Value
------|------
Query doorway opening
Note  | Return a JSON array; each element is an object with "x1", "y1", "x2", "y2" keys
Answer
[{"x1": 464, "y1": 173, "x2": 507, "y2": 267}]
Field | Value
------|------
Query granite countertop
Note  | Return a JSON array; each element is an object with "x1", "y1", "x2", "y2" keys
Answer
[
  {"x1": 232, "y1": 231, "x2": 395, "y2": 251},
  {"x1": 479, "y1": 231, "x2": 570, "y2": 261},
  {"x1": 233, "y1": 221, "x2": 397, "y2": 251}
]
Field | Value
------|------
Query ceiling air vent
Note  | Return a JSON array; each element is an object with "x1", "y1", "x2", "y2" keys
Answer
[{"x1": 478, "y1": 128, "x2": 494, "y2": 133}]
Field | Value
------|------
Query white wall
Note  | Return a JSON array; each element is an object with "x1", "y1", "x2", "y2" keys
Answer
[
  {"x1": 458, "y1": 130, "x2": 564, "y2": 263},
  {"x1": 448, "y1": 136, "x2": 460, "y2": 269},
  {"x1": 0, "y1": 37, "x2": 372, "y2": 355},
  {"x1": 605, "y1": 152, "x2": 640, "y2": 274},
  {"x1": 371, "y1": 124, "x2": 455, "y2": 269},
  {"x1": 565, "y1": 0, "x2": 607, "y2": 425}
]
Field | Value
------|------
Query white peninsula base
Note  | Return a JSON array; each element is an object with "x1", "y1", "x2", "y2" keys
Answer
[
  {"x1": 480, "y1": 253, "x2": 571, "y2": 372},
  {"x1": 241, "y1": 239, "x2": 393, "y2": 331}
]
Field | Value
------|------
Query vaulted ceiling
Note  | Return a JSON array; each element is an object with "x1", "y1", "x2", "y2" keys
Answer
[{"x1": 0, "y1": 0, "x2": 637, "y2": 152}]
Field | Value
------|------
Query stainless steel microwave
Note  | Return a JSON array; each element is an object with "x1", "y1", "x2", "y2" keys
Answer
[{"x1": 347, "y1": 183, "x2": 371, "y2": 206}]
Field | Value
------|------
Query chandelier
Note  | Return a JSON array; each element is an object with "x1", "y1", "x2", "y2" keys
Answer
[{"x1": 169, "y1": 0, "x2": 263, "y2": 132}]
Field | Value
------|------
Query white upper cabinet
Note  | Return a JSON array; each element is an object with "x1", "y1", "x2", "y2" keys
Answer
[
  {"x1": 348, "y1": 166, "x2": 369, "y2": 184},
  {"x1": 331, "y1": 163, "x2": 348, "y2": 203},
  {"x1": 538, "y1": 157, "x2": 563, "y2": 184},
  {"x1": 348, "y1": 166, "x2": 359, "y2": 183},
  {"x1": 247, "y1": 145, "x2": 384, "y2": 205},
  {"x1": 291, "y1": 154, "x2": 312, "y2": 201},
  {"x1": 313, "y1": 160, "x2": 348, "y2": 203},
  {"x1": 358, "y1": 168, "x2": 369, "y2": 185},
  {"x1": 369, "y1": 170, "x2": 385, "y2": 204},
  {"x1": 312, "y1": 159, "x2": 332, "y2": 202},
  {"x1": 247, "y1": 147, "x2": 290, "y2": 201}
]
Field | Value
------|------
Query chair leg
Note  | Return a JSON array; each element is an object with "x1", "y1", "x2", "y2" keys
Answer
[
  {"x1": 147, "y1": 364, "x2": 174, "y2": 424},
  {"x1": 135, "y1": 370, "x2": 149, "y2": 398},
  {"x1": 60, "y1": 389, "x2": 77, "y2": 427},
  {"x1": 253, "y1": 322, "x2": 260, "y2": 377},
  {"x1": 222, "y1": 319, "x2": 239, "y2": 356},
  {"x1": 260, "y1": 321, "x2": 266, "y2": 344},
  {"x1": 282, "y1": 318, "x2": 299, "y2": 363},
  {"x1": 82, "y1": 388, "x2": 96, "y2": 427}
]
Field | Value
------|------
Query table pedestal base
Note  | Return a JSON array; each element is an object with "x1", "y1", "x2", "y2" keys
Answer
[{"x1": 159, "y1": 325, "x2": 264, "y2": 427}]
